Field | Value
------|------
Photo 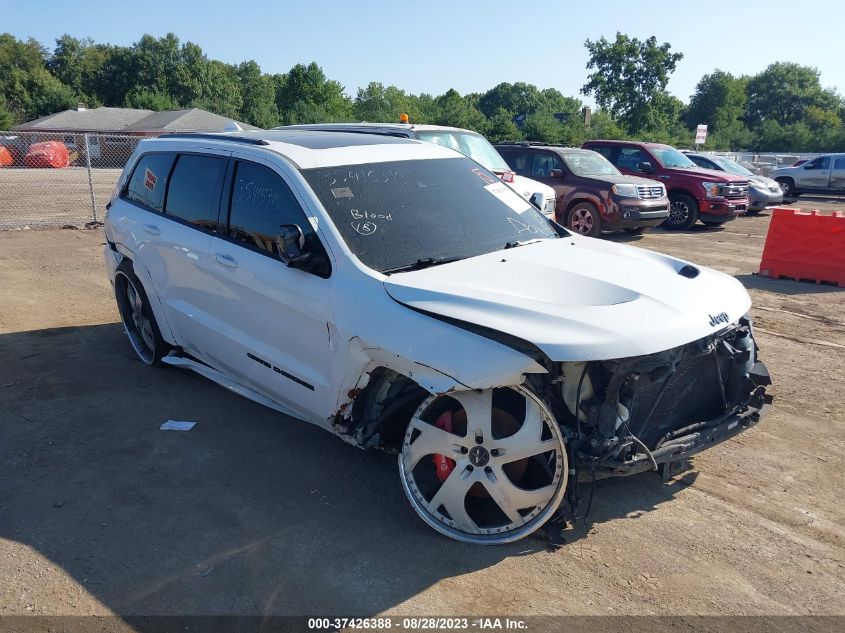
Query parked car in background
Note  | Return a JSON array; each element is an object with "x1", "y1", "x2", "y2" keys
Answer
[
  {"x1": 495, "y1": 142, "x2": 668, "y2": 236},
  {"x1": 103, "y1": 130, "x2": 770, "y2": 544},
  {"x1": 582, "y1": 140, "x2": 749, "y2": 229},
  {"x1": 276, "y1": 122, "x2": 557, "y2": 218},
  {"x1": 685, "y1": 153, "x2": 783, "y2": 213},
  {"x1": 770, "y1": 154, "x2": 845, "y2": 197}
]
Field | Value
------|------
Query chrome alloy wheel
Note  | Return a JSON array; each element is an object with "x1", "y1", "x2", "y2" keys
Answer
[
  {"x1": 569, "y1": 208, "x2": 595, "y2": 234},
  {"x1": 399, "y1": 386, "x2": 567, "y2": 544},
  {"x1": 115, "y1": 271, "x2": 156, "y2": 364},
  {"x1": 668, "y1": 200, "x2": 690, "y2": 224}
]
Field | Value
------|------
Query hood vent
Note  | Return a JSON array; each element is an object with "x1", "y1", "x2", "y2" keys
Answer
[{"x1": 678, "y1": 265, "x2": 700, "y2": 279}]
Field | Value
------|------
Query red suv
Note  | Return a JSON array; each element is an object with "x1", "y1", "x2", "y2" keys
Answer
[{"x1": 582, "y1": 140, "x2": 750, "y2": 229}]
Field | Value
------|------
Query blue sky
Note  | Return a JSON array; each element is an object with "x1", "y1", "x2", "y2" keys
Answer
[{"x1": 6, "y1": 0, "x2": 845, "y2": 104}]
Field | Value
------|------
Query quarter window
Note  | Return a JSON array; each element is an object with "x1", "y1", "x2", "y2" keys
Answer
[
  {"x1": 228, "y1": 161, "x2": 315, "y2": 256},
  {"x1": 125, "y1": 153, "x2": 176, "y2": 213},
  {"x1": 165, "y1": 154, "x2": 226, "y2": 229}
]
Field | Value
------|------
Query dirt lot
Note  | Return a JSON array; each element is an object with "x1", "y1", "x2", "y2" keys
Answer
[{"x1": 1, "y1": 209, "x2": 843, "y2": 623}]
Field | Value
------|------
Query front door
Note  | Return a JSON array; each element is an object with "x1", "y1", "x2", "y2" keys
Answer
[
  {"x1": 798, "y1": 156, "x2": 832, "y2": 190},
  {"x1": 205, "y1": 154, "x2": 335, "y2": 423}
]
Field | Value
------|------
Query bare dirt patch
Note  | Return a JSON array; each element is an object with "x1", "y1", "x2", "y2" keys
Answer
[{"x1": 0, "y1": 211, "x2": 843, "y2": 620}]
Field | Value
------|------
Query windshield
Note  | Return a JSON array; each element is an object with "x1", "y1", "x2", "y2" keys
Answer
[
  {"x1": 652, "y1": 147, "x2": 697, "y2": 169},
  {"x1": 302, "y1": 157, "x2": 558, "y2": 273},
  {"x1": 561, "y1": 151, "x2": 620, "y2": 177},
  {"x1": 416, "y1": 130, "x2": 511, "y2": 173},
  {"x1": 710, "y1": 155, "x2": 754, "y2": 176}
]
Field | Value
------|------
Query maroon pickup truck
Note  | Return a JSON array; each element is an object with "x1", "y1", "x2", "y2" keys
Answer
[{"x1": 582, "y1": 140, "x2": 750, "y2": 229}]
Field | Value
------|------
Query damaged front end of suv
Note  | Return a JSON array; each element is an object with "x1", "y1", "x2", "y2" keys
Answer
[{"x1": 554, "y1": 315, "x2": 771, "y2": 490}]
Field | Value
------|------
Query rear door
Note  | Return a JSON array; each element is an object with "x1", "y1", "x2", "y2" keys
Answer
[
  {"x1": 114, "y1": 149, "x2": 229, "y2": 352},
  {"x1": 830, "y1": 156, "x2": 845, "y2": 192},
  {"x1": 204, "y1": 153, "x2": 334, "y2": 421},
  {"x1": 497, "y1": 148, "x2": 533, "y2": 178}
]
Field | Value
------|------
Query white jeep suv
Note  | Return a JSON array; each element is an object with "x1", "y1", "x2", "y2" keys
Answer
[{"x1": 104, "y1": 130, "x2": 771, "y2": 544}]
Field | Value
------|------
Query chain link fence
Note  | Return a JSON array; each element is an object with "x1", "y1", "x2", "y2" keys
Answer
[
  {"x1": 700, "y1": 151, "x2": 819, "y2": 177},
  {"x1": 0, "y1": 131, "x2": 142, "y2": 230}
]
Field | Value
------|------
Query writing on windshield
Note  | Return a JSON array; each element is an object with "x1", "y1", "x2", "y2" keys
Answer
[{"x1": 302, "y1": 157, "x2": 558, "y2": 273}]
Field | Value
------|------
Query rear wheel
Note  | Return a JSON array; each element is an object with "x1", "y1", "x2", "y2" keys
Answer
[
  {"x1": 399, "y1": 386, "x2": 567, "y2": 544},
  {"x1": 114, "y1": 261, "x2": 168, "y2": 366},
  {"x1": 665, "y1": 193, "x2": 700, "y2": 230},
  {"x1": 566, "y1": 202, "x2": 601, "y2": 237}
]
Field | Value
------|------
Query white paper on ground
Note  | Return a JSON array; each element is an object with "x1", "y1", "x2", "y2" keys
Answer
[{"x1": 160, "y1": 420, "x2": 196, "y2": 431}]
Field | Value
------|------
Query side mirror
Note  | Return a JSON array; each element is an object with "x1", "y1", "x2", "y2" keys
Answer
[
  {"x1": 549, "y1": 168, "x2": 564, "y2": 178},
  {"x1": 276, "y1": 224, "x2": 312, "y2": 268},
  {"x1": 638, "y1": 161, "x2": 654, "y2": 173},
  {"x1": 529, "y1": 192, "x2": 546, "y2": 210}
]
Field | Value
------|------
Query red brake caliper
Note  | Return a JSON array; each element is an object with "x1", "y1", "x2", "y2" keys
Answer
[{"x1": 432, "y1": 410, "x2": 456, "y2": 482}]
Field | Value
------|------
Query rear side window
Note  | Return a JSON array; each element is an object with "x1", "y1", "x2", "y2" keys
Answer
[
  {"x1": 589, "y1": 145, "x2": 615, "y2": 161},
  {"x1": 499, "y1": 149, "x2": 531, "y2": 176},
  {"x1": 165, "y1": 154, "x2": 226, "y2": 229},
  {"x1": 125, "y1": 153, "x2": 176, "y2": 212},
  {"x1": 834, "y1": 157, "x2": 845, "y2": 170},
  {"x1": 228, "y1": 161, "x2": 316, "y2": 255},
  {"x1": 617, "y1": 147, "x2": 650, "y2": 171}
]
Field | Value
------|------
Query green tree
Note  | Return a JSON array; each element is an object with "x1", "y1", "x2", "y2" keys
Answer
[
  {"x1": 522, "y1": 111, "x2": 562, "y2": 143},
  {"x1": 478, "y1": 82, "x2": 546, "y2": 119},
  {"x1": 486, "y1": 108, "x2": 523, "y2": 142},
  {"x1": 685, "y1": 70, "x2": 747, "y2": 135},
  {"x1": 433, "y1": 89, "x2": 488, "y2": 132},
  {"x1": 581, "y1": 32, "x2": 683, "y2": 134},
  {"x1": 353, "y1": 82, "x2": 413, "y2": 122},
  {"x1": 274, "y1": 62, "x2": 351, "y2": 124},
  {"x1": 191, "y1": 60, "x2": 243, "y2": 119},
  {"x1": 237, "y1": 60, "x2": 278, "y2": 127},
  {"x1": 745, "y1": 62, "x2": 840, "y2": 127},
  {"x1": 124, "y1": 89, "x2": 178, "y2": 110}
]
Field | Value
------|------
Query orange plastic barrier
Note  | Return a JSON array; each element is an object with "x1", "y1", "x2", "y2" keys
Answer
[{"x1": 759, "y1": 207, "x2": 845, "y2": 287}]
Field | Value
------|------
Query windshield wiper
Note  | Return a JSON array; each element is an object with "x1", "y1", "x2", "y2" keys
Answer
[
  {"x1": 504, "y1": 239, "x2": 543, "y2": 249},
  {"x1": 382, "y1": 256, "x2": 466, "y2": 274}
]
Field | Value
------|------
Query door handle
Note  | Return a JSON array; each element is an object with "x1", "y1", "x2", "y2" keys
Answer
[
  {"x1": 214, "y1": 253, "x2": 238, "y2": 268},
  {"x1": 143, "y1": 224, "x2": 161, "y2": 236}
]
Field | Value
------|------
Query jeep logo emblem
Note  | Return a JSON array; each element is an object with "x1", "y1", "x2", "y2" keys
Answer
[{"x1": 708, "y1": 312, "x2": 729, "y2": 327}]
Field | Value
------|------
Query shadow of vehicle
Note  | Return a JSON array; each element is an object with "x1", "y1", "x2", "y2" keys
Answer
[
  {"x1": 0, "y1": 324, "x2": 697, "y2": 623},
  {"x1": 735, "y1": 273, "x2": 843, "y2": 295}
]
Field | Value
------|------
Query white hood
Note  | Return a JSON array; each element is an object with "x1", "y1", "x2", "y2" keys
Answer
[{"x1": 383, "y1": 236, "x2": 751, "y2": 362}]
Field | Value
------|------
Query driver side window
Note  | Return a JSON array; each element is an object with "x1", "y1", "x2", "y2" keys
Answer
[
  {"x1": 808, "y1": 156, "x2": 830, "y2": 170},
  {"x1": 227, "y1": 161, "x2": 323, "y2": 263}
]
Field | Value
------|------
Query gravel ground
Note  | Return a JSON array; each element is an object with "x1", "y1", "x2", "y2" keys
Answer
[{"x1": 0, "y1": 210, "x2": 843, "y2": 624}]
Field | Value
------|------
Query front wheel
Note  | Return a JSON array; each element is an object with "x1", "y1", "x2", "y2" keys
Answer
[
  {"x1": 665, "y1": 193, "x2": 700, "y2": 230},
  {"x1": 399, "y1": 386, "x2": 568, "y2": 544},
  {"x1": 114, "y1": 261, "x2": 169, "y2": 366},
  {"x1": 776, "y1": 177, "x2": 796, "y2": 197},
  {"x1": 566, "y1": 202, "x2": 601, "y2": 237}
]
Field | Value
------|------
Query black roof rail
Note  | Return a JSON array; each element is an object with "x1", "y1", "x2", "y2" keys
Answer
[
  {"x1": 493, "y1": 141, "x2": 556, "y2": 147},
  {"x1": 160, "y1": 133, "x2": 270, "y2": 146}
]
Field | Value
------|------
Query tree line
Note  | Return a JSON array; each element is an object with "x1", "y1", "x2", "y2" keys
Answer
[{"x1": 1, "y1": 31, "x2": 843, "y2": 152}]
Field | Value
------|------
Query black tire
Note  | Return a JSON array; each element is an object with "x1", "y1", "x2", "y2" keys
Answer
[
  {"x1": 665, "y1": 193, "x2": 700, "y2": 230},
  {"x1": 114, "y1": 260, "x2": 169, "y2": 366},
  {"x1": 776, "y1": 177, "x2": 796, "y2": 197},
  {"x1": 623, "y1": 226, "x2": 648, "y2": 235},
  {"x1": 566, "y1": 202, "x2": 601, "y2": 237}
]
